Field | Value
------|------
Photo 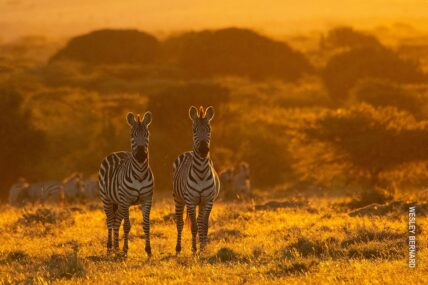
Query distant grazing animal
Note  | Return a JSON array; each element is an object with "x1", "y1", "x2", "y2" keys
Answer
[
  {"x1": 232, "y1": 162, "x2": 251, "y2": 196},
  {"x1": 173, "y1": 106, "x2": 220, "y2": 253},
  {"x1": 98, "y1": 112, "x2": 154, "y2": 256},
  {"x1": 37, "y1": 174, "x2": 86, "y2": 204},
  {"x1": 84, "y1": 180, "x2": 99, "y2": 199},
  {"x1": 61, "y1": 173, "x2": 85, "y2": 202},
  {"x1": 8, "y1": 175, "x2": 99, "y2": 206},
  {"x1": 219, "y1": 167, "x2": 234, "y2": 198},
  {"x1": 9, "y1": 179, "x2": 64, "y2": 206},
  {"x1": 219, "y1": 162, "x2": 251, "y2": 200},
  {"x1": 8, "y1": 178, "x2": 31, "y2": 206}
]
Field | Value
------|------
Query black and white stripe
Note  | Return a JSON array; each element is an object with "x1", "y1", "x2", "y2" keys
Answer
[
  {"x1": 173, "y1": 106, "x2": 220, "y2": 253},
  {"x1": 98, "y1": 112, "x2": 154, "y2": 256}
]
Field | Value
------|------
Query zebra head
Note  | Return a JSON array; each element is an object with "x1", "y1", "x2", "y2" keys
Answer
[
  {"x1": 189, "y1": 106, "x2": 214, "y2": 158},
  {"x1": 127, "y1": 111, "x2": 152, "y2": 163}
]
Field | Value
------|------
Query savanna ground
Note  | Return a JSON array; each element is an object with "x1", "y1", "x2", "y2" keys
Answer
[{"x1": 0, "y1": 192, "x2": 426, "y2": 284}]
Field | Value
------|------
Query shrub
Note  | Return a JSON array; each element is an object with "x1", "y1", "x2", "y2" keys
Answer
[
  {"x1": 209, "y1": 247, "x2": 240, "y2": 263},
  {"x1": 6, "y1": 250, "x2": 29, "y2": 263},
  {"x1": 347, "y1": 240, "x2": 404, "y2": 260},
  {"x1": 349, "y1": 79, "x2": 423, "y2": 117},
  {"x1": 0, "y1": 87, "x2": 45, "y2": 200},
  {"x1": 17, "y1": 208, "x2": 73, "y2": 226},
  {"x1": 164, "y1": 28, "x2": 313, "y2": 81},
  {"x1": 50, "y1": 29, "x2": 161, "y2": 65},
  {"x1": 294, "y1": 104, "x2": 428, "y2": 189},
  {"x1": 341, "y1": 228, "x2": 404, "y2": 247},
  {"x1": 347, "y1": 187, "x2": 393, "y2": 208},
  {"x1": 322, "y1": 46, "x2": 426, "y2": 100},
  {"x1": 44, "y1": 243, "x2": 85, "y2": 280},
  {"x1": 286, "y1": 237, "x2": 342, "y2": 258},
  {"x1": 320, "y1": 26, "x2": 381, "y2": 50}
]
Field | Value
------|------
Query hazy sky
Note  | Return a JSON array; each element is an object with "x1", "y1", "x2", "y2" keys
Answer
[{"x1": 0, "y1": 0, "x2": 427, "y2": 41}]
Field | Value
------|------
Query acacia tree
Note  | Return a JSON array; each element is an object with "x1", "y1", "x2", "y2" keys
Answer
[
  {"x1": 0, "y1": 88, "x2": 45, "y2": 200},
  {"x1": 294, "y1": 104, "x2": 428, "y2": 189}
]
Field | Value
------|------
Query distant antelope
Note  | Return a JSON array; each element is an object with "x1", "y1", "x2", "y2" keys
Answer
[
  {"x1": 173, "y1": 106, "x2": 220, "y2": 253},
  {"x1": 98, "y1": 112, "x2": 154, "y2": 256}
]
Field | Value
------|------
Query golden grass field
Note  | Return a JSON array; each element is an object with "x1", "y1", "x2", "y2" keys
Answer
[{"x1": 0, "y1": 193, "x2": 426, "y2": 284}]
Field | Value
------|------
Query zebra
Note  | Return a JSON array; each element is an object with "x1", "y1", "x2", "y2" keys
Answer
[
  {"x1": 173, "y1": 106, "x2": 220, "y2": 253},
  {"x1": 98, "y1": 112, "x2": 154, "y2": 256}
]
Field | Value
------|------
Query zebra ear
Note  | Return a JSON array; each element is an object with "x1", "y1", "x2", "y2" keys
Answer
[
  {"x1": 189, "y1": 106, "x2": 198, "y2": 121},
  {"x1": 142, "y1": 111, "x2": 152, "y2": 126},
  {"x1": 205, "y1": 106, "x2": 215, "y2": 121},
  {"x1": 127, "y1": 112, "x2": 136, "y2": 126}
]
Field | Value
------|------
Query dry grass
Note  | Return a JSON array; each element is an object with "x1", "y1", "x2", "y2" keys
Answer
[{"x1": 0, "y1": 195, "x2": 426, "y2": 284}]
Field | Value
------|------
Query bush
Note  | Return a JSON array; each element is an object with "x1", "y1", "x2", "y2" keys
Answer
[
  {"x1": 44, "y1": 243, "x2": 85, "y2": 280},
  {"x1": 6, "y1": 250, "x2": 29, "y2": 263},
  {"x1": 321, "y1": 26, "x2": 381, "y2": 50},
  {"x1": 0, "y1": 87, "x2": 45, "y2": 200},
  {"x1": 164, "y1": 28, "x2": 313, "y2": 81},
  {"x1": 349, "y1": 79, "x2": 423, "y2": 117},
  {"x1": 294, "y1": 104, "x2": 428, "y2": 189},
  {"x1": 220, "y1": 110, "x2": 295, "y2": 188},
  {"x1": 322, "y1": 46, "x2": 426, "y2": 100},
  {"x1": 17, "y1": 208, "x2": 74, "y2": 226},
  {"x1": 347, "y1": 187, "x2": 393, "y2": 208},
  {"x1": 208, "y1": 247, "x2": 240, "y2": 263},
  {"x1": 50, "y1": 29, "x2": 161, "y2": 65},
  {"x1": 347, "y1": 240, "x2": 404, "y2": 260}
]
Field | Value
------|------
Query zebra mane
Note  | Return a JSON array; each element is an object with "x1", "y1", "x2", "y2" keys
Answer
[{"x1": 198, "y1": 106, "x2": 205, "y2": 118}]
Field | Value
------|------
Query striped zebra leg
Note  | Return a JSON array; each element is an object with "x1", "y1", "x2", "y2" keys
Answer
[
  {"x1": 174, "y1": 202, "x2": 185, "y2": 254},
  {"x1": 141, "y1": 198, "x2": 152, "y2": 256},
  {"x1": 187, "y1": 205, "x2": 198, "y2": 253},
  {"x1": 103, "y1": 202, "x2": 116, "y2": 254},
  {"x1": 201, "y1": 202, "x2": 213, "y2": 250},
  {"x1": 122, "y1": 208, "x2": 131, "y2": 255},
  {"x1": 197, "y1": 205, "x2": 204, "y2": 248},
  {"x1": 113, "y1": 204, "x2": 127, "y2": 252}
]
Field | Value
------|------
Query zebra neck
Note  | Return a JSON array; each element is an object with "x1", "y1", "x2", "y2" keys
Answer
[
  {"x1": 131, "y1": 155, "x2": 149, "y2": 181},
  {"x1": 192, "y1": 151, "x2": 210, "y2": 171}
]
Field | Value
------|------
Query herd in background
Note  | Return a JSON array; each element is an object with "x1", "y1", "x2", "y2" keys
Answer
[
  {"x1": 8, "y1": 164, "x2": 252, "y2": 206},
  {"x1": 8, "y1": 173, "x2": 98, "y2": 206},
  {"x1": 219, "y1": 162, "x2": 252, "y2": 200}
]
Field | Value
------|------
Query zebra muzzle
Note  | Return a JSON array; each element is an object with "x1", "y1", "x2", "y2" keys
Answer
[
  {"x1": 134, "y1": 146, "x2": 147, "y2": 162},
  {"x1": 198, "y1": 141, "x2": 209, "y2": 156}
]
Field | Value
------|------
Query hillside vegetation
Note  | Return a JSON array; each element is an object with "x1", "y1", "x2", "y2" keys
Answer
[{"x1": 1, "y1": 26, "x2": 428, "y2": 202}]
